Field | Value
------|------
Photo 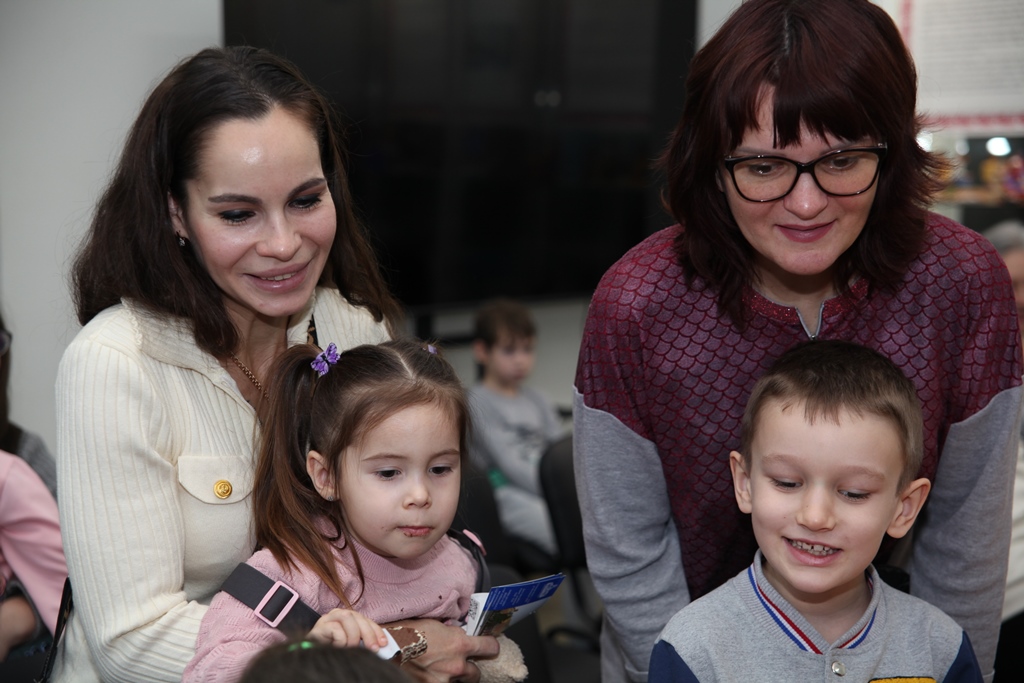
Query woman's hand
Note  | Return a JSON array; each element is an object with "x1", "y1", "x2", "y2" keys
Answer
[
  {"x1": 308, "y1": 608, "x2": 389, "y2": 651},
  {"x1": 390, "y1": 619, "x2": 500, "y2": 683}
]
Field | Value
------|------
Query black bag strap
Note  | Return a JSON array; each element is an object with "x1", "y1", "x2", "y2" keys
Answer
[
  {"x1": 34, "y1": 576, "x2": 73, "y2": 683},
  {"x1": 220, "y1": 563, "x2": 321, "y2": 634}
]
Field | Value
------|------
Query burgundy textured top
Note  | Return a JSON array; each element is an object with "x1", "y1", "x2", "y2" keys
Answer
[{"x1": 575, "y1": 212, "x2": 1022, "y2": 680}]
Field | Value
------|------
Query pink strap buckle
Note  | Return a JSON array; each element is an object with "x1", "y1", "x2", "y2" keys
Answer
[{"x1": 254, "y1": 580, "x2": 300, "y2": 628}]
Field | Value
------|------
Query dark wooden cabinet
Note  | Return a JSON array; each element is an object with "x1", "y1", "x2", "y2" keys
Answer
[{"x1": 225, "y1": 0, "x2": 696, "y2": 310}]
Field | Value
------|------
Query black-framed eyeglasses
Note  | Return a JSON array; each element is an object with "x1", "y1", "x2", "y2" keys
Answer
[
  {"x1": 722, "y1": 143, "x2": 887, "y2": 202},
  {"x1": 0, "y1": 330, "x2": 10, "y2": 356}
]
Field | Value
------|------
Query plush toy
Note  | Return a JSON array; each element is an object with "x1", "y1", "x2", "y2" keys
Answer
[{"x1": 476, "y1": 635, "x2": 528, "y2": 683}]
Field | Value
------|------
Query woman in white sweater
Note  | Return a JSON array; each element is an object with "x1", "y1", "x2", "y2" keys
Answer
[{"x1": 53, "y1": 46, "x2": 497, "y2": 683}]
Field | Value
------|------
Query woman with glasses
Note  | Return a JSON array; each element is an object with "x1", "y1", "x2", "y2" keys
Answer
[{"x1": 573, "y1": 1, "x2": 1022, "y2": 681}]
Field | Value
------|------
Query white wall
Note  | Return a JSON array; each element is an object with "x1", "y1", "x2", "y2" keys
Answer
[
  {"x1": 698, "y1": 0, "x2": 741, "y2": 45},
  {"x1": 0, "y1": 0, "x2": 222, "y2": 450}
]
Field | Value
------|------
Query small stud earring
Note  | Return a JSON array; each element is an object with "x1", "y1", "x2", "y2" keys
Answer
[
  {"x1": 326, "y1": 495, "x2": 335, "y2": 502},
  {"x1": 177, "y1": 235, "x2": 187, "y2": 247}
]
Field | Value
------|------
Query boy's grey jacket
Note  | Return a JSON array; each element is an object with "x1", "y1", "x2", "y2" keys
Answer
[{"x1": 649, "y1": 551, "x2": 983, "y2": 683}]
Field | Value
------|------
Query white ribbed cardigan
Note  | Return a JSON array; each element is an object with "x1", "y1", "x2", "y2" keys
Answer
[{"x1": 52, "y1": 289, "x2": 389, "y2": 683}]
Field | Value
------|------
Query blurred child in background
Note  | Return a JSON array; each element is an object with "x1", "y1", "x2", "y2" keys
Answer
[{"x1": 469, "y1": 299, "x2": 565, "y2": 557}]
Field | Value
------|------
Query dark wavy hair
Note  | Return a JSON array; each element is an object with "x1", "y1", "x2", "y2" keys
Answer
[
  {"x1": 253, "y1": 339, "x2": 469, "y2": 605},
  {"x1": 240, "y1": 639, "x2": 413, "y2": 683},
  {"x1": 660, "y1": 0, "x2": 947, "y2": 327},
  {"x1": 71, "y1": 46, "x2": 401, "y2": 356}
]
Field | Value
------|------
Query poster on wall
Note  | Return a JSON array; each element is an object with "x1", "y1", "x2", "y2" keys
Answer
[{"x1": 896, "y1": 0, "x2": 1024, "y2": 135}]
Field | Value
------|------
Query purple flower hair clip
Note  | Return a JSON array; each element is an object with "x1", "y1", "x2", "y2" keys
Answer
[
  {"x1": 426, "y1": 344, "x2": 438, "y2": 355},
  {"x1": 311, "y1": 342, "x2": 340, "y2": 377}
]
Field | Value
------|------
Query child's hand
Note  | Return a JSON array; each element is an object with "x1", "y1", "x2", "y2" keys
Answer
[
  {"x1": 308, "y1": 609, "x2": 389, "y2": 651},
  {"x1": 0, "y1": 594, "x2": 39, "y2": 660}
]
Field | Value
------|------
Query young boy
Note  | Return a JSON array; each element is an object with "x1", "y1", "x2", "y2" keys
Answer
[
  {"x1": 649, "y1": 341, "x2": 983, "y2": 682},
  {"x1": 468, "y1": 298, "x2": 564, "y2": 556}
]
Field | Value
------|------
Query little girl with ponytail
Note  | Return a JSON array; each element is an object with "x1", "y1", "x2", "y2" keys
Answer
[{"x1": 184, "y1": 339, "x2": 525, "y2": 683}]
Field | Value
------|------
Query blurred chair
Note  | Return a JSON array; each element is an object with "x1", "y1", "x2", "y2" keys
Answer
[
  {"x1": 456, "y1": 464, "x2": 600, "y2": 682},
  {"x1": 539, "y1": 435, "x2": 602, "y2": 646},
  {"x1": 456, "y1": 466, "x2": 557, "y2": 576}
]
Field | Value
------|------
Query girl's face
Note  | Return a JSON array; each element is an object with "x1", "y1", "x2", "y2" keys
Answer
[
  {"x1": 721, "y1": 95, "x2": 878, "y2": 302},
  {"x1": 333, "y1": 403, "x2": 462, "y2": 560},
  {"x1": 170, "y1": 106, "x2": 336, "y2": 331}
]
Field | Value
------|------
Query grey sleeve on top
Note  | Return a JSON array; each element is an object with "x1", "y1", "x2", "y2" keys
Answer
[
  {"x1": 908, "y1": 385, "x2": 1024, "y2": 683},
  {"x1": 574, "y1": 389, "x2": 690, "y2": 683}
]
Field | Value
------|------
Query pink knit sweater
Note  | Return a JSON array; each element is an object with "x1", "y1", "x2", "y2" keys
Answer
[
  {"x1": 183, "y1": 528, "x2": 477, "y2": 683},
  {"x1": 0, "y1": 449, "x2": 67, "y2": 634}
]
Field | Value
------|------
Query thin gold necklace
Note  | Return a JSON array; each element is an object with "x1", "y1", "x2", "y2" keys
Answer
[{"x1": 229, "y1": 353, "x2": 269, "y2": 403}]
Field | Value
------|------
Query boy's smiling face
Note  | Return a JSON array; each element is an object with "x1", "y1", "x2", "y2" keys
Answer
[{"x1": 730, "y1": 399, "x2": 929, "y2": 620}]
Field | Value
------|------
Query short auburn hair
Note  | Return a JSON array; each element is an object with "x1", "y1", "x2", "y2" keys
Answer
[
  {"x1": 660, "y1": 0, "x2": 947, "y2": 328},
  {"x1": 473, "y1": 298, "x2": 536, "y2": 348}
]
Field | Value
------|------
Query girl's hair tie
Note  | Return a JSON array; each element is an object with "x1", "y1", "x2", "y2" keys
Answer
[
  {"x1": 287, "y1": 640, "x2": 316, "y2": 652},
  {"x1": 426, "y1": 344, "x2": 438, "y2": 355},
  {"x1": 311, "y1": 342, "x2": 340, "y2": 377}
]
